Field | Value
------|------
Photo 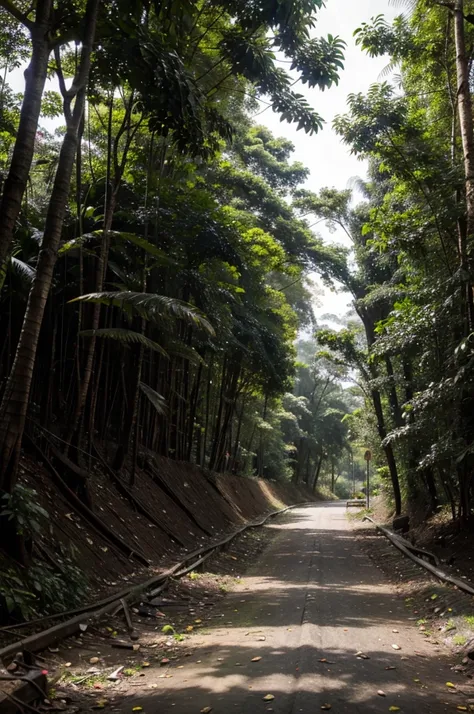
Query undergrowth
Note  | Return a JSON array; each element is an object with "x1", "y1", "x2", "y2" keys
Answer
[{"x1": 0, "y1": 484, "x2": 88, "y2": 623}]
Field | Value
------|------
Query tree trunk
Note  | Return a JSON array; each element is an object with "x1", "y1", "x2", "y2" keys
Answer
[
  {"x1": 213, "y1": 364, "x2": 240, "y2": 472},
  {"x1": 384, "y1": 355, "x2": 403, "y2": 427},
  {"x1": 295, "y1": 437, "x2": 306, "y2": 485},
  {"x1": 257, "y1": 394, "x2": 268, "y2": 478},
  {"x1": 402, "y1": 359, "x2": 438, "y2": 513},
  {"x1": 67, "y1": 156, "x2": 117, "y2": 445},
  {"x1": 371, "y1": 386, "x2": 402, "y2": 515},
  {"x1": 0, "y1": 0, "x2": 100, "y2": 491},
  {"x1": 209, "y1": 356, "x2": 227, "y2": 470},
  {"x1": 186, "y1": 361, "x2": 203, "y2": 462},
  {"x1": 124, "y1": 341, "x2": 145, "y2": 478},
  {"x1": 453, "y1": 2, "x2": 474, "y2": 520},
  {"x1": 231, "y1": 393, "x2": 246, "y2": 472},
  {"x1": 454, "y1": 0, "x2": 474, "y2": 331},
  {"x1": 311, "y1": 451, "x2": 324, "y2": 491},
  {"x1": 0, "y1": 0, "x2": 53, "y2": 290},
  {"x1": 361, "y1": 310, "x2": 402, "y2": 515}
]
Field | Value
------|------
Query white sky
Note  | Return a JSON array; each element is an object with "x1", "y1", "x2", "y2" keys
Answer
[
  {"x1": 8, "y1": 0, "x2": 399, "y2": 323},
  {"x1": 259, "y1": 0, "x2": 400, "y2": 322}
]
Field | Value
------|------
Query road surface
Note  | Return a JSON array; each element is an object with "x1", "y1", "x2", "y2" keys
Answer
[{"x1": 115, "y1": 503, "x2": 460, "y2": 713}]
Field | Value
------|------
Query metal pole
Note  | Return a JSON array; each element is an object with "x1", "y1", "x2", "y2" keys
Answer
[{"x1": 366, "y1": 458, "x2": 370, "y2": 510}]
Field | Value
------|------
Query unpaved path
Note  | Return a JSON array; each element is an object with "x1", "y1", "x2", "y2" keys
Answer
[{"x1": 112, "y1": 503, "x2": 464, "y2": 713}]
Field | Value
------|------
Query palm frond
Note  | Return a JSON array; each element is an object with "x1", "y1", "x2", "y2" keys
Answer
[
  {"x1": 59, "y1": 235, "x2": 91, "y2": 255},
  {"x1": 378, "y1": 60, "x2": 399, "y2": 81},
  {"x1": 139, "y1": 382, "x2": 168, "y2": 415},
  {"x1": 108, "y1": 231, "x2": 176, "y2": 266},
  {"x1": 164, "y1": 338, "x2": 206, "y2": 365},
  {"x1": 79, "y1": 328, "x2": 169, "y2": 357},
  {"x1": 108, "y1": 261, "x2": 142, "y2": 291},
  {"x1": 71, "y1": 291, "x2": 215, "y2": 335},
  {"x1": 10, "y1": 257, "x2": 35, "y2": 283},
  {"x1": 389, "y1": 0, "x2": 417, "y2": 8}
]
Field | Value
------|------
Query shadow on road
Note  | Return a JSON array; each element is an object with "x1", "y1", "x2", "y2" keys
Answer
[{"x1": 105, "y1": 504, "x2": 458, "y2": 713}]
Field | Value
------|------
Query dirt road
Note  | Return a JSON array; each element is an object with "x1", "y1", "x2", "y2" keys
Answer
[{"x1": 114, "y1": 503, "x2": 462, "y2": 713}]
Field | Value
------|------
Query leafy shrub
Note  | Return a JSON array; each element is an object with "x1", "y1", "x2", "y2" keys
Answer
[
  {"x1": 1, "y1": 484, "x2": 49, "y2": 536},
  {"x1": 0, "y1": 484, "x2": 88, "y2": 623}
]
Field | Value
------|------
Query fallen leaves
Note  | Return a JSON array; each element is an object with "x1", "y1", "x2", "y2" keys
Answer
[
  {"x1": 90, "y1": 657, "x2": 100, "y2": 664},
  {"x1": 377, "y1": 690, "x2": 386, "y2": 697},
  {"x1": 355, "y1": 651, "x2": 370, "y2": 660},
  {"x1": 200, "y1": 708, "x2": 212, "y2": 713},
  {"x1": 262, "y1": 694, "x2": 275, "y2": 701},
  {"x1": 445, "y1": 682, "x2": 456, "y2": 689},
  {"x1": 321, "y1": 704, "x2": 332, "y2": 710},
  {"x1": 251, "y1": 657, "x2": 262, "y2": 662},
  {"x1": 391, "y1": 644, "x2": 401, "y2": 650},
  {"x1": 388, "y1": 707, "x2": 400, "y2": 712}
]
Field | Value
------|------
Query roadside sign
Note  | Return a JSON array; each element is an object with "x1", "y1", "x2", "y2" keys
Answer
[{"x1": 364, "y1": 450, "x2": 372, "y2": 462}]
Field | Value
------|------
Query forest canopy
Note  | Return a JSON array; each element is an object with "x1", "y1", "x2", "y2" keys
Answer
[
  {"x1": 3, "y1": 0, "x2": 474, "y2": 580},
  {"x1": 0, "y1": 0, "x2": 354, "y2": 531}
]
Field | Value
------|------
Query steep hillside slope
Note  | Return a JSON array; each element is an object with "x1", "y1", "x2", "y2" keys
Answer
[{"x1": 4, "y1": 451, "x2": 313, "y2": 622}]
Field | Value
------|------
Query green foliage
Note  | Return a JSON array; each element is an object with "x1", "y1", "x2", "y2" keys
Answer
[
  {"x1": 0, "y1": 485, "x2": 88, "y2": 621},
  {"x1": 1, "y1": 484, "x2": 49, "y2": 537},
  {"x1": 162, "y1": 624, "x2": 185, "y2": 641},
  {"x1": 0, "y1": 549, "x2": 87, "y2": 622}
]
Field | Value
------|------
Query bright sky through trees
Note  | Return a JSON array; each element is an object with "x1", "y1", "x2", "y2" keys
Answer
[{"x1": 260, "y1": 0, "x2": 400, "y2": 319}]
